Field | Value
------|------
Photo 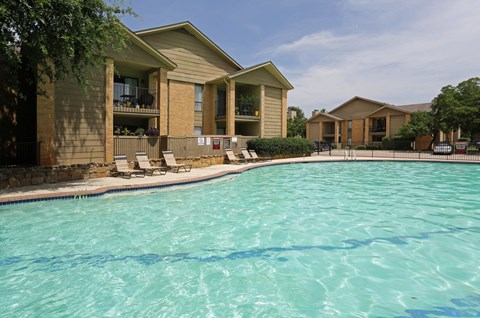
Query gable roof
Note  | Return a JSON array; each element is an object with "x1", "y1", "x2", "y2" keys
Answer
[
  {"x1": 307, "y1": 111, "x2": 343, "y2": 122},
  {"x1": 363, "y1": 104, "x2": 412, "y2": 118},
  {"x1": 121, "y1": 24, "x2": 177, "y2": 70},
  {"x1": 396, "y1": 102, "x2": 432, "y2": 112},
  {"x1": 208, "y1": 61, "x2": 294, "y2": 90},
  {"x1": 135, "y1": 21, "x2": 242, "y2": 70},
  {"x1": 329, "y1": 96, "x2": 388, "y2": 114}
]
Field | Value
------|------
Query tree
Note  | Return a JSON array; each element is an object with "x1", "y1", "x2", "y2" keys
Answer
[
  {"x1": 431, "y1": 77, "x2": 480, "y2": 139},
  {"x1": 0, "y1": 0, "x2": 134, "y2": 98},
  {"x1": 397, "y1": 111, "x2": 439, "y2": 149},
  {"x1": 287, "y1": 106, "x2": 306, "y2": 137}
]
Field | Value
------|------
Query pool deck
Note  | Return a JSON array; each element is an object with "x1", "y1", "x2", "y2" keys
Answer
[{"x1": 0, "y1": 154, "x2": 477, "y2": 205}]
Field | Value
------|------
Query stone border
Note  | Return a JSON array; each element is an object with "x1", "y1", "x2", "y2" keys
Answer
[{"x1": 1, "y1": 157, "x2": 479, "y2": 206}]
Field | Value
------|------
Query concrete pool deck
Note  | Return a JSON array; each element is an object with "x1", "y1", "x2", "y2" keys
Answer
[{"x1": 0, "y1": 154, "x2": 478, "y2": 205}]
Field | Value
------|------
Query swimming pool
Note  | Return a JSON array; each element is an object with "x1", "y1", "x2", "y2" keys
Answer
[{"x1": 1, "y1": 161, "x2": 479, "y2": 317}]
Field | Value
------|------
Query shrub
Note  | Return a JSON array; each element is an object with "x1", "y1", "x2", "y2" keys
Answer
[
  {"x1": 381, "y1": 136, "x2": 392, "y2": 150},
  {"x1": 365, "y1": 144, "x2": 382, "y2": 150},
  {"x1": 458, "y1": 137, "x2": 470, "y2": 142},
  {"x1": 355, "y1": 144, "x2": 366, "y2": 150},
  {"x1": 247, "y1": 137, "x2": 315, "y2": 156}
]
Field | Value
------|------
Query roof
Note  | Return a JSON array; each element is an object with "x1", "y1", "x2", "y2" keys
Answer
[
  {"x1": 396, "y1": 102, "x2": 432, "y2": 112},
  {"x1": 121, "y1": 24, "x2": 177, "y2": 70},
  {"x1": 329, "y1": 96, "x2": 388, "y2": 114},
  {"x1": 135, "y1": 21, "x2": 242, "y2": 70},
  {"x1": 307, "y1": 111, "x2": 343, "y2": 122},
  {"x1": 363, "y1": 104, "x2": 412, "y2": 118},
  {"x1": 208, "y1": 61, "x2": 294, "y2": 90}
]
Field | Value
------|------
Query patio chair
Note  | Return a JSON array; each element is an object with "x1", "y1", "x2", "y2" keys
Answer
[
  {"x1": 135, "y1": 152, "x2": 167, "y2": 176},
  {"x1": 240, "y1": 148, "x2": 256, "y2": 163},
  {"x1": 248, "y1": 149, "x2": 272, "y2": 162},
  {"x1": 114, "y1": 155, "x2": 145, "y2": 178},
  {"x1": 225, "y1": 149, "x2": 245, "y2": 164},
  {"x1": 161, "y1": 151, "x2": 192, "y2": 173}
]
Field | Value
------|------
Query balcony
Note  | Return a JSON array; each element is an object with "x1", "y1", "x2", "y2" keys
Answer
[
  {"x1": 370, "y1": 126, "x2": 386, "y2": 133},
  {"x1": 113, "y1": 84, "x2": 158, "y2": 118}
]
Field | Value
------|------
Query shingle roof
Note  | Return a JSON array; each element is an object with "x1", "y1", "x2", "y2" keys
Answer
[{"x1": 396, "y1": 103, "x2": 432, "y2": 112}]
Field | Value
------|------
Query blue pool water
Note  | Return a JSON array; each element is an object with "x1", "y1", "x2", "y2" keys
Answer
[{"x1": 1, "y1": 161, "x2": 480, "y2": 317}]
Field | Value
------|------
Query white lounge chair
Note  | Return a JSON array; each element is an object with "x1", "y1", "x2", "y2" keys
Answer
[
  {"x1": 162, "y1": 151, "x2": 192, "y2": 173},
  {"x1": 135, "y1": 152, "x2": 167, "y2": 176},
  {"x1": 225, "y1": 149, "x2": 245, "y2": 164},
  {"x1": 114, "y1": 155, "x2": 145, "y2": 178}
]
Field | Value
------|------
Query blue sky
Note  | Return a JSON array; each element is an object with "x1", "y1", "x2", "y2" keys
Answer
[{"x1": 122, "y1": 0, "x2": 480, "y2": 116}]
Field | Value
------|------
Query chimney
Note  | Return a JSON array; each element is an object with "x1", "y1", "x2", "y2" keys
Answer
[{"x1": 312, "y1": 109, "x2": 319, "y2": 117}]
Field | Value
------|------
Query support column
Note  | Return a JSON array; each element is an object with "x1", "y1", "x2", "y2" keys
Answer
[
  {"x1": 226, "y1": 79, "x2": 235, "y2": 135},
  {"x1": 334, "y1": 120, "x2": 339, "y2": 146},
  {"x1": 104, "y1": 58, "x2": 114, "y2": 162},
  {"x1": 318, "y1": 122, "x2": 323, "y2": 142},
  {"x1": 364, "y1": 117, "x2": 370, "y2": 145},
  {"x1": 385, "y1": 113, "x2": 391, "y2": 138},
  {"x1": 405, "y1": 113, "x2": 411, "y2": 124},
  {"x1": 37, "y1": 76, "x2": 56, "y2": 165},
  {"x1": 281, "y1": 89, "x2": 287, "y2": 138},
  {"x1": 159, "y1": 68, "x2": 168, "y2": 135},
  {"x1": 260, "y1": 84, "x2": 265, "y2": 137}
]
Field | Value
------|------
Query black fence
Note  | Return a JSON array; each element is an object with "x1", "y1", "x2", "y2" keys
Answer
[
  {"x1": 0, "y1": 142, "x2": 41, "y2": 167},
  {"x1": 313, "y1": 139, "x2": 480, "y2": 162}
]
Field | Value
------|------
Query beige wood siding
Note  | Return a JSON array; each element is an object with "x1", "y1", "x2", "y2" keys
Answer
[
  {"x1": 390, "y1": 114, "x2": 406, "y2": 136},
  {"x1": 331, "y1": 100, "x2": 382, "y2": 120},
  {"x1": 107, "y1": 45, "x2": 165, "y2": 68},
  {"x1": 234, "y1": 68, "x2": 283, "y2": 88},
  {"x1": 54, "y1": 70, "x2": 106, "y2": 164},
  {"x1": 264, "y1": 86, "x2": 282, "y2": 137},
  {"x1": 370, "y1": 108, "x2": 406, "y2": 118},
  {"x1": 308, "y1": 123, "x2": 319, "y2": 140},
  {"x1": 351, "y1": 119, "x2": 364, "y2": 144},
  {"x1": 140, "y1": 31, "x2": 239, "y2": 83}
]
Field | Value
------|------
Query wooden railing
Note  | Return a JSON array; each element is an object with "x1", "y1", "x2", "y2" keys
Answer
[{"x1": 113, "y1": 135, "x2": 258, "y2": 161}]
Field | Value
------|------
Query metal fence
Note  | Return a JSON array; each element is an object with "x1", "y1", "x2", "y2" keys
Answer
[
  {"x1": 114, "y1": 135, "x2": 257, "y2": 161},
  {"x1": 313, "y1": 139, "x2": 480, "y2": 162}
]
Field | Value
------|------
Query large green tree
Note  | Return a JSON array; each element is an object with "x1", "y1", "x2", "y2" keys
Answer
[
  {"x1": 0, "y1": 0, "x2": 133, "y2": 98},
  {"x1": 287, "y1": 106, "x2": 306, "y2": 138},
  {"x1": 397, "y1": 111, "x2": 439, "y2": 149},
  {"x1": 431, "y1": 77, "x2": 480, "y2": 139}
]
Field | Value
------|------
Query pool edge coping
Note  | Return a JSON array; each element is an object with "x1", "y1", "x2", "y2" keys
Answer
[{"x1": 1, "y1": 157, "x2": 478, "y2": 206}]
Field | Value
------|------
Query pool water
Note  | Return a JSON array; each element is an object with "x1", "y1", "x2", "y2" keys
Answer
[{"x1": 1, "y1": 161, "x2": 480, "y2": 317}]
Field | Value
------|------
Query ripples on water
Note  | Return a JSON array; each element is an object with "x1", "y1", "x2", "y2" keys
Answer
[{"x1": 1, "y1": 161, "x2": 479, "y2": 317}]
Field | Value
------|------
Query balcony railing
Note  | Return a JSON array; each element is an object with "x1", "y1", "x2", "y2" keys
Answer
[
  {"x1": 114, "y1": 84, "x2": 157, "y2": 108},
  {"x1": 370, "y1": 126, "x2": 386, "y2": 133}
]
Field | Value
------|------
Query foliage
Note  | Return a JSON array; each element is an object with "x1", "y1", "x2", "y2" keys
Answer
[
  {"x1": 365, "y1": 144, "x2": 382, "y2": 150},
  {"x1": 381, "y1": 137, "x2": 413, "y2": 150},
  {"x1": 134, "y1": 128, "x2": 145, "y2": 136},
  {"x1": 238, "y1": 94, "x2": 259, "y2": 110},
  {"x1": 247, "y1": 138, "x2": 315, "y2": 156},
  {"x1": 1, "y1": 0, "x2": 134, "y2": 98},
  {"x1": 432, "y1": 77, "x2": 480, "y2": 139},
  {"x1": 287, "y1": 106, "x2": 307, "y2": 137},
  {"x1": 355, "y1": 144, "x2": 366, "y2": 150},
  {"x1": 145, "y1": 127, "x2": 159, "y2": 136}
]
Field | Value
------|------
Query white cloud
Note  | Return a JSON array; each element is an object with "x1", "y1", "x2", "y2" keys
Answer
[{"x1": 272, "y1": 1, "x2": 480, "y2": 115}]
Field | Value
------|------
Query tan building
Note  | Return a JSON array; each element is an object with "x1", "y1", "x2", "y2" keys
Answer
[
  {"x1": 33, "y1": 22, "x2": 293, "y2": 165},
  {"x1": 306, "y1": 96, "x2": 441, "y2": 148}
]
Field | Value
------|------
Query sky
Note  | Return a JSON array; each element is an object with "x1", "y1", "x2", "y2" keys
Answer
[{"x1": 121, "y1": 0, "x2": 480, "y2": 116}]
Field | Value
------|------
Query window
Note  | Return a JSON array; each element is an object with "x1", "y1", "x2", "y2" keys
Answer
[
  {"x1": 194, "y1": 84, "x2": 203, "y2": 111},
  {"x1": 194, "y1": 126, "x2": 203, "y2": 136},
  {"x1": 347, "y1": 120, "x2": 352, "y2": 132}
]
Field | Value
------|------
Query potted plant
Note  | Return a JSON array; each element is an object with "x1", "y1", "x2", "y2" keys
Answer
[
  {"x1": 238, "y1": 94, "x2": 259, "y2": 115},
  {"x1": 135, "y1": 128, "x2": 145, "y2": 136},
  {"x1": 145, "y1": 127, "x2": 159, "y2": 136}
]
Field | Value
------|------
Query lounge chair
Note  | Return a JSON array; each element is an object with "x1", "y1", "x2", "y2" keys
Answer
[
  {"x1": 240, "y1": 148, "x2": 256, "y2": 163},
  {"x1": 225, "y1": 149, "x2": 245, "y2": 164},
  {"x1": 162, "y1": 151, "x2": 192, "y2": 173},
  {"x1": 248, "y1": 149, "x2": 271, "y2": 162},
  {"x1": 114, "y1": 155, "x2": 145, "y2": 178},
  {"x1": 135, "y1": 152, "x2": 167, "y2": 176}
]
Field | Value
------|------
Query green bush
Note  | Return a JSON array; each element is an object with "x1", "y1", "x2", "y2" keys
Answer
[
  {"x1": 458, "y1": 137, "x2": 470, "y2": 142},
  {"x1": 355, "y1": 144, "x2": 366, "y2": 150},
  {"x1": 331, "y1": 143, "x2": 338, "y2": 149},
  {"x1": 247, "y1": 137, "x2": 315, "y2": 156},
  {"x1": 382, "y1": 136, "x2": 392, "y2": 150},
  {"x1": 365, "y1": 144, "x2": 382, "y2": 150},
  {"x1": 381, "y1": 136, "x2": 413, "y2": 150}
]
